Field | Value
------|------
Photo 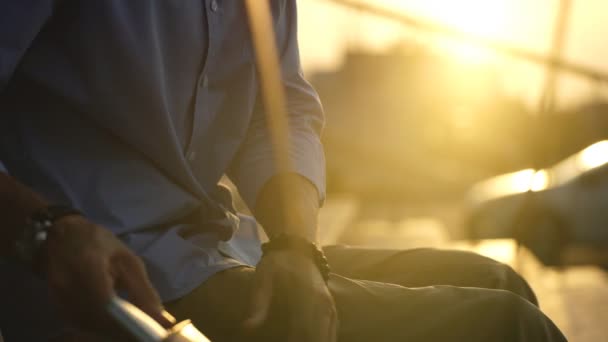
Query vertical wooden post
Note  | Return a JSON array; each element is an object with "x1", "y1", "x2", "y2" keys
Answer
[{"x1": 244, "y1": 0, "x2": 297, "y2": 228}]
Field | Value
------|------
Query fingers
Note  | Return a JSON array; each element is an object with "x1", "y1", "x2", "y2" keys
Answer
[
  {"x1": 115, "y1": 253, "x2": 175, "y2": 328},
  {"x1": 243, "y1": 267, "x2": 274, "y2": 329},
  {"x1": 80, "y1": 253, "x2": 115, "y2": 306},
  {"x1": 45, "y1": 222, "x2": 115, "y2": 308},
  {"x1": 287, "y1": 288, "x2": 338, "y2": 342},
  {"x1": 48, "y1": 248, "x2": 115, "y2": 307},
  {"x1": 46, "y1": 252, "x2": 116, "y2": 331},
  {"x1": 44, "y1": 221, "x2": 174, "y2": 334},
  {"x1": 327, "y1": 301, "x2": 339, "y2": 342},
  {"x1": 244, "y1": 254, "x2": 339, "y2": 342},
  {"x1": 316, "y1": 298, "x2": 338, "y2": 342},
  {"x1": 160, "y1": 310, "x2": 177, "y2": 326}
]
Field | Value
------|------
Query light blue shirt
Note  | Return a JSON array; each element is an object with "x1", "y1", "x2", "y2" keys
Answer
[{"x1": 0, "y1": 0, "x2": 325, "y2": 301}]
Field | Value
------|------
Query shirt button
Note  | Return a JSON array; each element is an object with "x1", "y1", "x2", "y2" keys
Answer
[
  {"x1": 187, "y1": 151, "x2": 197, "y2": 162},
  {"x1": 200, "y1": 75, "x2": 209, "y2": 88},
  {"x1": 210, "y1": 0, "x2": 219, "y2": 12}
]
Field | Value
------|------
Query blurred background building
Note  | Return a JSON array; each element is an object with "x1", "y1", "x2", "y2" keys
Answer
[
  {"x1": 294, "y1": 0, "x2": 608, "y2": 239},
  {"x1": 294, "y1": 2, "x2": 608, "y2": 339}
]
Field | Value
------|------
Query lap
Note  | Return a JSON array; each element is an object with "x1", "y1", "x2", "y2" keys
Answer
[
  {"x1": 324, "y1": 245, "x2": 538, "y2": 305},
  {"x1": 166, "y1": 267, "x2": 255, "y2": 341},
  {"x1": 167, "y1": 247, "x2": 561, "y2": 342},
  {"x1": 325, "y1": 245, "x2": 513, "y2": 286},
  {"x1": 3, "y1": 246, "x2": 551, "y2": 341},
  {"x1": 328, "y1": 274, "x2": 559, "y2": 342},
  {"x1": 0, "y1": 260, "x2": 72, "y2": 341}
]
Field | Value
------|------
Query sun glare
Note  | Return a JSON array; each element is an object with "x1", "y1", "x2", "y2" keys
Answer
[
  {"x1": 579, "y1": 140, "x2": 608, "y2": 170},
  {"x1": 440, "y1": 40, "x2": 494, "y2": 64},
  {"x1": 425, "y1": 0, "x2": 511, "y2": 63},
  {"x1": 530, "y1": 170, "x2": 549, "y2": 191},
  {"x1": 377, "y1": 0, "x2": 513, "y2": 63},
  {"x1": 436, "y1": 1, "x2": 510, "y2": 38}
]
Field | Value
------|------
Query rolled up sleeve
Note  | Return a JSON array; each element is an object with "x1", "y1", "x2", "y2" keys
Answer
[
  {"x1": 228, "y1": 0, "x2": 326, "y2": 209},
  {"x1": 0, "y1": 1, "x2": 54, "y2": 92}
]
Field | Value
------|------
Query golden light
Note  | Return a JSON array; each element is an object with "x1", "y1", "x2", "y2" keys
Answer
[
  {"x1": 469, "y1": 169, "x2": 534, "y2": 204},
  {"x1": 510, "y1": 169, "x2": 536, "y2": 193},
  {"x1": 475, "y1": 239, "x2": 518, "y2": 266},
  {"x1": 498, "y1": 169, "x2": 548, "y2": 193},
  {"x1": 428, "y1": 1, "x2": 511, "y2": 38},
  {"x1": 451, "y1": 239, "x2": 518, "y2": 268},
  {"x1": 377, "y1": 0, "x2": 514, "y2": 63},
  {"x1": 442, "y1": 41, "x2": 494, "y2": 64},
  {"x1": 425, "y1": 0, "x2": 511, "y2": 63},
  {"x1": 578, "y1": 140, "x2": 608, "y2": 170},
  {"x1": 377, "y1": 0, "x2": 512, "y2": 37},
  {"x1": 174, "y1": 322, "x2": 211, "y2": 342},
  {"x1": 530, "y1": 170, "x2": 549, "y2": 192}
]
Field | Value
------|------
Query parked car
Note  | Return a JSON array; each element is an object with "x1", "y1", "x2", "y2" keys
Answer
[{"x1": 465, "y1": 140, "x2": 608, "y2": 265}]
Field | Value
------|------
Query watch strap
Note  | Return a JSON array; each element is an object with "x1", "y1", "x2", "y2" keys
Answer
[
  {"x1": 14, "y1": 205, "x2": 82, "y2": 267},
  {"x1": 261, "y1": 234, "x2": 331, "y2": 283},
  {"x1": 30, "y1": 205, "x2": 83, "y2": 225}
]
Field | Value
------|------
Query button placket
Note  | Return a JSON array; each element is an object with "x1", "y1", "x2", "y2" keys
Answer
[
  {"x1": 186, "y1": 1, "x2": 218, "y2": 158},
  {"x1": 187, "y1": 0, "x2": 226, "y2": 170},
  {"x1": 200, "y1": 75, "x2": 209, "y2": 88}
]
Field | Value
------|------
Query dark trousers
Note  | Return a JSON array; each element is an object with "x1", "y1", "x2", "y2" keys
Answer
[{"x1": 166, "y1": 246, "x2": 566, "y2": 342}]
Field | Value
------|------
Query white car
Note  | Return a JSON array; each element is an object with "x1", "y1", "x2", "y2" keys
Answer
[{"x1": 465, "y1": 140, "x2": 608, "y2": 265}]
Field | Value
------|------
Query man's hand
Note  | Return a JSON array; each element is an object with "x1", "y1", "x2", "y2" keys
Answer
[
  {"x1": 251, "y1": 173, "x2": 336, "y2": 340},
  {"x1": 41, "y1": 215, "x2": 173, "y2": 331},
  {"x1": 244, "y1": 250, "x2": 338, "y2": 342}
]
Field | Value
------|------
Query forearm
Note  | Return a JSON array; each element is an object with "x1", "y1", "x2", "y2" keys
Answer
[
  {"x1": 254, "y1": 173, "x2": 320, "y2": 243},
  {"x1": 0, "y1": 172, "x2": 48, "y2": 255},
  {"x1": 247, "y1": 176, "x2": 336, "y2": 342}
]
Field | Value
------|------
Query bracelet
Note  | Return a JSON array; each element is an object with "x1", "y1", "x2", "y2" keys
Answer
[{"x1": 261, "y1": 234, "x2": 331, "y2": 283}]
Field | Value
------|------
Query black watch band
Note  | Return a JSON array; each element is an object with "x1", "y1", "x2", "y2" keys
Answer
[
  {"x1": 13, "y1": 205, "x2": 83, "y2": 267},
  {"x1": 261, "y1": 234, "x2": 331, "y2": 283}
]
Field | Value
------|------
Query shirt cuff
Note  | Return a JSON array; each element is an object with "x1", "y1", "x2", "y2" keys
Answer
[{"x1": 230, "y1": 131, "x2": 326, "y2": 211}]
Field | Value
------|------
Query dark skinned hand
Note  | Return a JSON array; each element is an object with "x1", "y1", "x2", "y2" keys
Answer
[
  {"x1": 40, "y1": 215, "x2": 174, "y2": 334},
  {"x1": 243, "y1": 250, "x2": 338, "y2": 342}
]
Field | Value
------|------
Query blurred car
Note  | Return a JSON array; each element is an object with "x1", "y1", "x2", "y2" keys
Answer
[{"x1": 465, "y1": 140, "x2": 608, "y2": 265}]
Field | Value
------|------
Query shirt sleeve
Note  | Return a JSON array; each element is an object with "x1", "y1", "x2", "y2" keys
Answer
[
  {"x1": 228, "y1": 0, "x2": 326, "y2": 209},
  {"x1": 0, "y1": 1, "x2": 54, "y2": 92},
  {"x1": 0, "y1": 161, "x2": 6, "y2": 174}
]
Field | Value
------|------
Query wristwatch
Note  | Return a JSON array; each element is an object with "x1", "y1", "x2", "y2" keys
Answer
[
  {"x1": 261, "y1": 234, "x2": 331, "y2": 283},
  {"x1": 13, "y1": 205, "x2": 82, "y2": 267}
]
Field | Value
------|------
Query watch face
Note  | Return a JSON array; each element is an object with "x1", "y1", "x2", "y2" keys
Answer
[
  {"x1": 34, "y1": 230, "x2": 49, "y2": 244},
  {"x1": 14, "y1": 218, "x2": 50, "y2": 266}
]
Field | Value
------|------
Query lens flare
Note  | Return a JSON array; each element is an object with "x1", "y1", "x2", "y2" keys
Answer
[{"x1": 578, "y1": 140, "x2": 608, "y2": 170}]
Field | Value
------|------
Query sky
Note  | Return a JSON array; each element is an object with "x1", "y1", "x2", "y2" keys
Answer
[{"x1": 297, "y1": 0, "x2": 608, "y2": 109}]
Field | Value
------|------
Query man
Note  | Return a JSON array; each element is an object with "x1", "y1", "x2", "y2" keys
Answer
[{"x1": 0, "y1": 1, "x2": 566, "y2": 341}]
